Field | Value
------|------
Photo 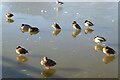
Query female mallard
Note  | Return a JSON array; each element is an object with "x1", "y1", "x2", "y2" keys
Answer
[
  {"x1": 28, "y1": 27, "x2": 39, "y2": 33},
  {"x1": 84, "y1": 20, "x2": 94, "y2": 27},
  {"x1": 6, "y1": 13, "x2": 14, "y2": 18},
  {"x1": 72, "y1": 21, "x2": 81, "y2": 30},
  {"x1": 16, "y1": 46, "x2": 29, "y2": 55},
  {"x1": 52, "y1": 22, "x2": 61, "y2": 30},
  {"x1": 20, "y1": 24, "x2": 31, "y2": 33},
  {"x1": 41, "y1": 57, "x2": 56, "y2": 69},
  {"x1": 93, "y1": 36, "x2": 106, "y2": 44},
  {"x1": 102, "y1": 46, "x2": 116, "y2": 56}
]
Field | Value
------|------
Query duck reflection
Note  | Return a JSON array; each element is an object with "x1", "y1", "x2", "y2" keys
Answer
[
  {"x1": 93, "y1": 44, "x2": 104, "y2": 52},
  {"x1": 84, "y1": 27, "x2": 94, "y2": 34},
  {"x1": 6, "y1": 18, "x2": 14, "y2": 23},
  {"x1": 16, "y1": 55, "x2": 28, "y2": 63},
  {"x1": 102, "y1": 55, "x2": 115, "y2": 64},
  {"x1": 29, "y1": 30, "x2": 39, "y2": 35},
  {"x1": 54, "y1": 6, "x2": 63, "y2": 12},
  {"x1": 72, "y1": 30, "x2": 81, "y2": 38},
  {"x1": 52, "y1": 29, "x2": 61, "y2": 36},
  {"x1": 41, "y1": 68, "x2": 56, "y2": 78}
]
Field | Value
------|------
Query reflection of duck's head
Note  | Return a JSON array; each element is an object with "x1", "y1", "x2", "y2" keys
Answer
[
  {"x1": 5, "y1": 13, "x2": 14, "y2": 18},
  {"x1": 103, "y1": 46, "x2": 116, "y2": 56},
  {"x1": 52, "y1": 29, "x2": 61, "y2": 36},
  {"x1": 84, "y1": 27, "x2": 94, "y2": 34},
  {"x1": 72, "y1": 30, "x2": 81, "y2": 38},
  {"x1": 84, "y1": 20, "x2": 94, "y2": 27},
  {"x1": 41, "y1": 68, "x2": 56, "y2": 78},
  {"x1": 94, "y1": 44, "x2": 104, "y2": 52},
  {"x1": 16, "y1": 46, "x2": 29, "y2": 55},
  {"x1": 72, "y1": 21, "x2": 81, "y2": 30},
  {"x1": 102, "y1": 55, "x2": 115, "y2": 64},
  {"x1": 16, "y1": 55, "x2": 28, "y2": 63},
  {"x1": 93, "y1": 36, "x2": 106, "y2": 44},
  {"x1": 52, "y1": 22, "x2": 61, "y2": 30},
  {"x1": 6, "y1": 18, "x2": 14, "y2": 23},
  {"x1": 20, "y1": 24, "x2": 31, "y2": 33},
  {"x1": 41, "y1": 57, "x2": 56, "y2": 69}
]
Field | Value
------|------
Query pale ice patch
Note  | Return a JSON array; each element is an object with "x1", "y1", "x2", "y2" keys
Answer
[
  {"x1": 76, "y1": 13, "x2": 79, "y2": 15},
  {"x1": 27, "y1": 38, "x2": 29, "y2": 40},
  {"x1": 26, "y1": 73, "x2": 30, "y2": 75},
  {"x1": 64, "y1": 11, "x2": 68, "y2": 14},
  {"x1": 27, "y1": 8, "x2": 30, "y2": 11},
  {"x1": 44, "y1": 10, "x2": 47, "y2": 13},
  {"x1": 21, "y1": 69, "x2": 27, "y2": 72},
  {"x1": 41, "y1": 10, "x2": 44, "y2": 13},
  {"x1": 38, "y1": 37, "x2": 41, "y2": 39},
  {"x1": 112, "y1": 20, "x2": 115, "y2": 22}
]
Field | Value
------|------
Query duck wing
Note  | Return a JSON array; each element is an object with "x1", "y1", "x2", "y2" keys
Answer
[
  {"x1": 45, "y1": 59, "x2": 56, "y2": 67},
  {"x1": 88, "y1": 21, "x2": 94, "y2": 26},
  {"x1": 55, "y1": 24, "x2": 61, "y2": 29},
  {"x1": 21, "y1": 48, "x2": 29, "y2": 54},
  {"x1": 75, "y1": 24, "x2": 81, "y2": 29},
  {"x1": 106, "y1": 47, "x2": 115, "y2": 54},
  {"x1": 97, "y1": 37, "x2": 106, "y2": 42}
]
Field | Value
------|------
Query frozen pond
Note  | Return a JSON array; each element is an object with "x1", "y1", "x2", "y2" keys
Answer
[{"x1": 2, "y1": 2, "x2": 118, "y2": 78}]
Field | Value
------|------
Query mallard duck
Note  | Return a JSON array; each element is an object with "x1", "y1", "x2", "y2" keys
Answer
[
  {"x1": 52, "y1": 22, "x2": 61, "y2": 30},
  {"x1": 102, "y1": 46, "x2": 116, "y2": 56},
  {"x1": 16, "y1": 46, "x2": 29, "y2": 55},
  {"x1": 20, "y1": 24, "x2": 31, "y2": 33},
  {"x1": 28, "y1": 27, "x2": 39, "y2": 32},
  {"x1": 41, "y1": 57, "x2": 56, "y2": 69},
  {"x1": 93, "y1": 36, "x2": 106, "y2": 44},
  {"x1": 6, "y1": 13, "x2": 14, "y2": 18},
  {"x1": 56, "y1": 0, "x2": 64, "y2": 5},
  {"x1": 72, "y1": 21, "x2": 81, "y2": 30},
  {"x1": 84, "y1": 20, "x2": 94, "y2": 27}
]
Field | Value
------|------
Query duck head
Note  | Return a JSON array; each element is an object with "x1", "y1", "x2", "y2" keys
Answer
[
  {"x1": 43, "y1": 57, "x2": 48, "y2": 62},
  {"x1": 85, "y1": 20, "x2": 88, "y2": 23},
  {"x1": 72, "y1": 21, "x2": 77, "y2": 24},
  {"x1": 16, "y1": 46, "x2": 21, "y2": 49}
]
